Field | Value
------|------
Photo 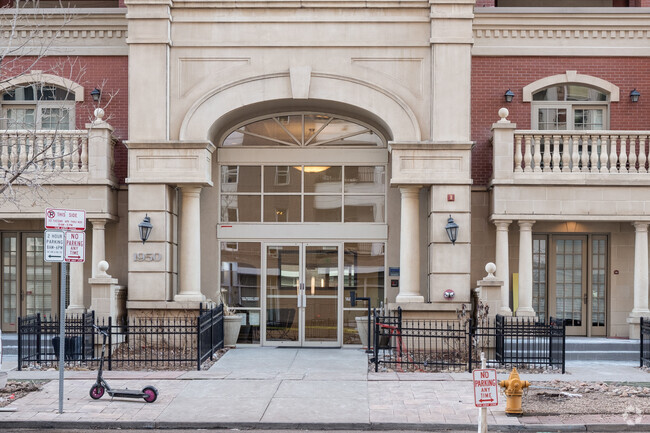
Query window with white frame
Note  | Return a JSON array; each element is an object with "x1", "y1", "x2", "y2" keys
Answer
[
  {"x1": 1, "y1": 84, "x2": 75, "y2": 130},
  {"x1": 532, "y1": 85, "x2": 608, "y2": 131}
]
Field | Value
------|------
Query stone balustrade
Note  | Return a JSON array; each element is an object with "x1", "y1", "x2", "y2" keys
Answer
[
  {"x1": 513, "y1": 131, "x2": 650, "y2": 174},
  {"x1": 0, "y1": 130, "x2": 89, "y2": 173}
]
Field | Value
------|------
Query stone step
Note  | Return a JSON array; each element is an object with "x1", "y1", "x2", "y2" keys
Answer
[{"x1": 565, "y1": 350, "x2": 639, "y2": 362}]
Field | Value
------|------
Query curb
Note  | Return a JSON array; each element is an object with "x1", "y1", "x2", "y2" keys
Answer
[{"x1": 0, "y1": 421, "x2": 649, "y2": 431}]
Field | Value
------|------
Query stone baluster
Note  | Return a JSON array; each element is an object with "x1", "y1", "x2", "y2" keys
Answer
[
  {"x1": 80, "y1": 135, "x2": 89, "y2": 171},
  {"x1": 571, "y1": 135, "x2": 580, "y2": 172},
  {"x1": 9, "y1": 136, "x2": 17, "y2": 169},
  {"x1": 54, "y1": 134, "x2": 63, "y2": 171},
  {"x1": 561, "y1": 135, "x2": 571, "y2": 172},
  {"x1": 46, "y1": 133, "x2": 55, "y2": 171},
  {"x1": 542, "y1": 136, "x2": 551, "y2": 172},
  {"x1": 629, "y1": 135, "x2": 638, "y2": 173},
  {"x1": 523, "y1": 135, "x2": 533, "y2": 172},
  {"x1": 609, "y1": 135, "x2": 619, "y2": 173},
  {"x1": 34, "y1": 135, "x2": 43, "y2": 170},
  {"x1": 18, "y1": 135, "x2": 27, "y2": 171},
  {"x1": 619, "y1": 135, "x2": 628, "y2": 174},
  {"x1": 72, "y1": 134, "x2": 80, "y2": 171},
  {"x1": 63, "y1": 135, "x2": 72, "y2": 172},
  {"x1": 514, "y1": 135, "x2": 523, "y2": 172},
  {"x1": 639, "y1": 136, "x2": 647, "y2": 174},
  {"x1": 533, "y1": 135, "x2": 542, "y2": 172},
  {"x1": 590, "y1": 134, "x2": 599, "y2": 173},
  {"x1": 552, "y1": 135, "x2": 561, "y2": 173},
  {"x1": 1, "y1": 135, "x2": 8, "y2": 169},
  {"x1": 581, "y1": 134, "x2": 590, "y2": 172}
]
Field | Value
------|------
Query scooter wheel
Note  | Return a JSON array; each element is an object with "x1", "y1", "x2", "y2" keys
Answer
[
  {"x1": 90, "y1": 385, "x2": 105, "y2": 400},
  {"x1": 142, "y1": 386, "x2": 158, "y2": 403}
]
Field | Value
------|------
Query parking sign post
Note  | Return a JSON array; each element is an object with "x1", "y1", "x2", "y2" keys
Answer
[
  {"x1": 45, "y1": 208, "x2": 86, "y2": 415},
  {"x1": 473, "y1": 353, "x2": 498, "y2": 433}
]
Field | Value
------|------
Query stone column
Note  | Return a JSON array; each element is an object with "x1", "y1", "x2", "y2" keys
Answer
[
  {"x1": 67, "y1": 262, "x2": 85, "y2": 313},
  {"x1": 175, "y1": 186, "x2": 205, "y2": 302},
  {"x1": 517, "y1": 220, "x2": 536, "y2": 316},
  {"x1": 628, "y1": 222, "x2": 650, "y2": 338},
  {"x1": 396, "y1": 185, "x2": 424, "y2": 303},
  {"x1": 494, "y1": 220, "x2": 512, "y2": 316},
  {"x1": 89, "y1": 219, "x2": 107, "y2": 278}
]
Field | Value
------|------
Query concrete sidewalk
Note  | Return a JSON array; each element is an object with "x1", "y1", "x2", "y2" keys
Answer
[{"x1": 0, "y1": 348, "x2": 649, "y2": 431}]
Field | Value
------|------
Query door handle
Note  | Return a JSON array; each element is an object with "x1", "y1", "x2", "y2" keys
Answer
[
  {"x1": 584, "y1": 293, "x2": 588, "y2": 305},
  {"x1": 298, "y1": 283, "x2": 306, "y2": 308}
]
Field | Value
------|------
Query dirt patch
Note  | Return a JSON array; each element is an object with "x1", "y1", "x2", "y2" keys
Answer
[
  {"x1": 523, "y1": 380, "x2": 650, "y2": 416},
  {"x1": 0, "y1": 381, "x2": 46, "y2": 407}
]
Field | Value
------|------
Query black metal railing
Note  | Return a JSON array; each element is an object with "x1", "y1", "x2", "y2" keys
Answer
[
  {"x1": 18, "y1": 311, "x2": 95, "y2": 367},
  {"x1": 641, "y1": 317, "x2": 650, "y2": 368},
  {"x1": 371, "y1": 308, "x2": 565, "y2": 373},
  {"x1": 17, "y1": 303, "x2": 224, "y2": 371}
]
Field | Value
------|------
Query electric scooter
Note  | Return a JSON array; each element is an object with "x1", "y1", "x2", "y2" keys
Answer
[{"x1": 89, "y1": 325, "x2": 158, "y2": 403}]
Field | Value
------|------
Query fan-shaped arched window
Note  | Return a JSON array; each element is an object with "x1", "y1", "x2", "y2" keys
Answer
[
  {"x1": 222, "y1": 113, "x2": 386, "y2": 147},
  {"x1": 1, "y1": 84, "x2": 75, "y2": 130},
  {"x1": 532, "y1": 84, "x2": 608, "y2": 130}
]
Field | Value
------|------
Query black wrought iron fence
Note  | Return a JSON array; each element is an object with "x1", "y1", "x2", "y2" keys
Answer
[
  {"x1": 371, "y1": 308, "x2": 566, "y2": 373},
  {"x1": 641, "y1": 317, "x2": 650, "y2": 368},
  {"x1": 17, "y1": 303, "x2": 224, "y2": 371},
  {"x1": 18, "y1": 311, "x2": 95, "y2": 366}
]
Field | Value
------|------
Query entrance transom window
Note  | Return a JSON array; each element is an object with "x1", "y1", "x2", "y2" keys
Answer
[
  {"x1": 532, "y1": 85, "x2": 608, "y2": 131},
  {"x1": 222, "y1": 113, "x2": 385, "y2": 147}
]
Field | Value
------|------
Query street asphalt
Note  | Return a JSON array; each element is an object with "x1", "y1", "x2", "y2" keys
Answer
[{"x1": 0, "y1": 347, "x2": 648, "y2": 431}]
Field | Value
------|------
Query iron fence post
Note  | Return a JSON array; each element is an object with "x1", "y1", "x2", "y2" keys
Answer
[
  {"x1": 373, "y1": 308, "x2": 379, "y2": 372},
  {"x1": 197, "y1": 314, "x2": 201, "y2": 371},
  {"x1": 37, "y1": 313, "x2": 42, "y2": 364},
  {"x1": 107, "y1": 316, "x2": 112, "y2": 371},
  {"x1": 17, "y1": 316, "x2": 22, "y2": 371},
  {"x1": 561, "y1": 320, "x2": 566, "y2": 374},
  {"x1": 640, "y1": 317, "x2": 644, "y2": 368},
  {"x1": 468, "y1": 318, "x2": 473, "y2": 372}
]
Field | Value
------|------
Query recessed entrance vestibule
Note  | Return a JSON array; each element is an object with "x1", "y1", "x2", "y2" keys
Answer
[{"x1": 219, "y1": 239, "x2": 386, "y2": 347}]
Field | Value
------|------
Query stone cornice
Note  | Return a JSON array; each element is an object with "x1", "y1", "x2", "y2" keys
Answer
[
  {"x1": 171, "y1": 0, "x2": 428, "y2": 8},
  {"x1": 0, "y1": 8, "x2": 127, "y2": 56},
  {"x1": 473, "y1": 10, "x2": 650, "y2": 56}
]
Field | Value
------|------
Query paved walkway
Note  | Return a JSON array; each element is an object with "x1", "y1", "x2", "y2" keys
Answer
[{"x1": 0, "y1": 348, "x2": 649, "y2": 431}]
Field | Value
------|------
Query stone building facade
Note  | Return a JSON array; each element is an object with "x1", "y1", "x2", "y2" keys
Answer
[{"x1": 1, "y1": 1, "x2": 649, "y2": 344}]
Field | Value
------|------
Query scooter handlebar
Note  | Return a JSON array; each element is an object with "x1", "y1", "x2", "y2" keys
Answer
[{"x1": 93, "y1": 324, "x2": 109, "y2": 336}]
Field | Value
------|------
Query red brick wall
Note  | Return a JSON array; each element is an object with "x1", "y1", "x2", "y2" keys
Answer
[
  {"x1": 2, "y1": 56, "x2": 129, "y2": 182},
  {"x1": 476, "y1": 0, "x2": 495, "y2": 6},
  {"x1": 471, "y1": 56, "x2": 650, "y2": 185}
]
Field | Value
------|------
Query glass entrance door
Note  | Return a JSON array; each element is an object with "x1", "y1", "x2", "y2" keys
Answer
[
  {"x1": 1, "y1": 233, "x2": 58, "y2": 332},
  {"x1": 264, "y1": 243, "x2": 341, "y2": 346},
  {"x1": 549, "y1": 236, "x2": 587, "y2": 336}
]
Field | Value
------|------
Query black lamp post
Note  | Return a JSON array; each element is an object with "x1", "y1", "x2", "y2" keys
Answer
[
  {"x1": 630, "y1": 88, "x2": 640, "y2": 103},
  {"x1": 138, "y1": 215, "x2": 153, "y2": 244},
  {"x1": 90, "y1": 88, "x2": 101, "y2": 103},
  {"x1": 350, "y1": 290, "x2": 372, "y2": 353},
  {"x1": 504, "y1": 89, "x2": 515, "y2": 103},
  {"x1": 445, "y1": 215, "x2": 459, "y2": 245}
]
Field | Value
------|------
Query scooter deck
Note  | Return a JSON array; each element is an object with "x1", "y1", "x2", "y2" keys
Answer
[{"x1": 108, "y1": 389, "x2": 145, "y2": 398}]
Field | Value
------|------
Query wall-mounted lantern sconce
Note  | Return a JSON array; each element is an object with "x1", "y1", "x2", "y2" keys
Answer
[
  {"x1": 504, "y1": 89, "x2": 515, "y2": 103},
  {"x1": 90, "y1": 88, "x2": 101, "y2": 103},
  {"x1": 138, "y1": 214, "x2": 153, "y2": 244},
  {"x1": 445, "y1": 215, "x2": 459, "y2": 245},
  {"x1": 630, "y1": 88, "x2": 640, "y2": 103}
]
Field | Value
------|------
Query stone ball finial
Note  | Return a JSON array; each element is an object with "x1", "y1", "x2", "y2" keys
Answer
[
  {"x1": 498, "y1": 107, "x2": 509, "y2": 122},
  {"x1": 94, "y1": 107, "x2": 105, "y2": 120},
  {"x1": 98, "y1": 260, "x2": 109, "y2": 275},
  {"x1": 485, "y1": 262, "x2": 496, "y2": 279}
]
